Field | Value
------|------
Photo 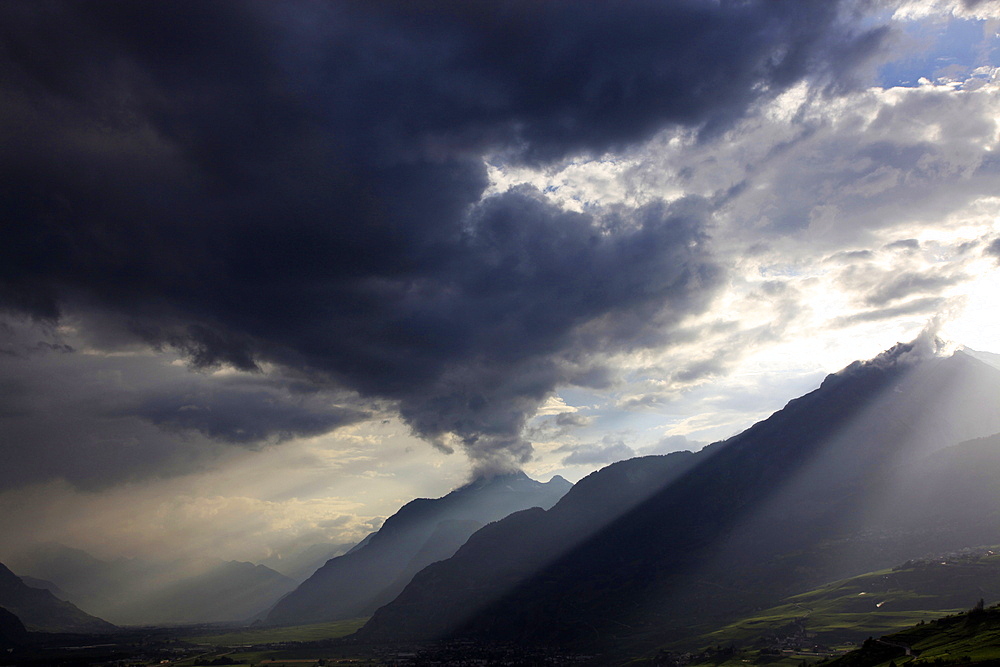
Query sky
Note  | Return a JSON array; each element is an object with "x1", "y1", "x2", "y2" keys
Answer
[{"x1": 1, "y1": 0, "x2": 1000, "y2": 569}]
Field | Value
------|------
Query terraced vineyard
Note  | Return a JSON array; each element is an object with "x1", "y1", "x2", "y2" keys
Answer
[
  {"x1": 699, "y1": 550, "x2": 1000, "y2": 650},
  {"x1": 824, "y1": 603, "x2": 1000, "y2": 667}
]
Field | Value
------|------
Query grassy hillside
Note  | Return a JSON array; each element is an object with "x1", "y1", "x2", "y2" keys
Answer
[
  {"x1": 824, "y1": 602, "x2": 1000, "y2": 667},
  {"x1": 700, "y1": 549, "x2": 1000, "y2": 649}
]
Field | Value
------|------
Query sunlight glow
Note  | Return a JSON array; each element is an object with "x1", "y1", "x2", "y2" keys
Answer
[{"x1": 941, "y1": 264, "x2": 1000, "y2": 351}]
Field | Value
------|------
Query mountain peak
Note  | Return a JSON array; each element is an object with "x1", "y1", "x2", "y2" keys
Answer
[
  {"x1": 457, "y1": 469, "x2": 534, "y2": 492},
  {"x1": 834, "y1": 336, "x2": 948, "y2": 377}
]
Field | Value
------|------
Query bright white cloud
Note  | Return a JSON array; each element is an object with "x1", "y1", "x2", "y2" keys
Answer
[
  {"x1": 494, "y1": 67, "x2": 1000, "y2": 476},
  {"x1": 893, "y1": 0, "x2": 1000, "y2": 20}
]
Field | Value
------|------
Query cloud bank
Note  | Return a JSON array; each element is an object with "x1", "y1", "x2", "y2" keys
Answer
[{"x1": 0, "y1": 0, "x2": 891, "y2": 479}]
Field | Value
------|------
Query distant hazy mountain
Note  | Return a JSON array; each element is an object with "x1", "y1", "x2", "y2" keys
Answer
[
  {"x1": 18, "y1": 576, "x2": 71, "y2": 603},
  {"x1": 261, "y1": 542, "x2": 357, "y2": 583},
  {"x1": 266, "y1": 471, "x2": 572, "y2": 625},
  {"x1": 7, "y1": 543, "x2": 113, "y2": 607},
  {"x1": 962, "y1": 346, "x2": 1000, "y2": 371},
  {"x1": 7, "y1": 545, "x2": 295, "y2": 625},
  {"x1": 117, "y1": 560, "x2": 296, "y2": 625},
  {"x1": 0, "y1": 562, "x2": 116, "y2": 633},
  {"x1": 359, "y1": 345, "x2": 1000, "y2": 653}
]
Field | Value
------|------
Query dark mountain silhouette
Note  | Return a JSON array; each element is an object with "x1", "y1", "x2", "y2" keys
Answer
[
  {"x1": 0, "y1": 607, "x2": 28, "y2": 649},
  {"x1": 266, "y1": 471, "x2": 572, "y2": 625},
  {"x1": 0, "y1": 562, "x2": 116, "y2": 633},
  {"x1": 6, "y1": 545, "x2": 295, "y2": 625},
  {"x1": 359, "y1": 345, "x2": 1000, "y2": 654}
]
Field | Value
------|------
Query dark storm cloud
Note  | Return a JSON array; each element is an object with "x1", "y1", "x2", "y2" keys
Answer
[
  {"x1": 0, "y1": 320, "x2": 372, "y2": 489},
  {"x1": 0, "y1": 1, "x2": 890, "y2": 474},
  {"x1": 132, "y1": 380, "x2": 369, "y2": 445}
]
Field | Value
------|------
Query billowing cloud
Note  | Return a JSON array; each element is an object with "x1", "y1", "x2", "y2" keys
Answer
[
  {"x1": 894, "y1": 0, "x2": 1000, "y2": 20},
  {"x1": 0, "y1": 0, "x2": 997, "y2": 571},
  {"x1": 556, "y1": 413, "x2": 593, "y2": 429},
  {"x1": 833, "y1": 296, "x2": 952, "y2": 326},
  {"x1": 862, "y1": 271, "x2": 967, "y2": 306},
  {"x1": 512, "y1": 66, "x2": 1000, "y2": 413},
  {"x1": 986, "y1": 238, "x2": 1000, "y2": 261},
  {"x1": 884, "y1": 239, "x2": 921, "y2": 252},
  {"x1": 0, "y1": 1, "x2": 891, "y2": 477},
  {"x1": 558, "y1": 437, "x2": 636, "y2": 466},
  {"x1": 638, "y1": 434, "x2": 704, "y2": 456}
]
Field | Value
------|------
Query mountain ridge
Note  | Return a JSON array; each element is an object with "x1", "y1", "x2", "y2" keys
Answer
[
  {"x1": 358, "y1": 345, "x2": 1000, "y2": 653},
  {"x1": 266, "y1": 470, "x2": 572, "y2": 626}
]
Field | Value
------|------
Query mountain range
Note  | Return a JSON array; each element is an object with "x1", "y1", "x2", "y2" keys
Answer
[
  {"x1": 6, "y1": 545, "x2": 296, "y2": 626},
  {"x1": 266, "y1": 470, "x2": 572, "y2": 625},
  {"x1": 0, "y1": 561, "x2": 115, "y2": 634},
  {"x1": 356, "y1": 345, "x2": 1000, "y2": 656}
]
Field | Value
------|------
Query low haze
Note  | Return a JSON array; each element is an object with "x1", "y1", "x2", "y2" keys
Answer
[{"x1": 2, "y1": 0, "x2": 999, "y2": 572}]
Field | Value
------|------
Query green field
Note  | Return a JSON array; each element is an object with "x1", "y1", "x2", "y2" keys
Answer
[
  {"x1": 183, "y1": 617, "x2": 368, "y2": 645},
  {"x1": 172, "y1": 647, "x2": 383, "y2": 666},
  {"x1": 167, "y1": 619, "x2": 376, "y2": 667}
]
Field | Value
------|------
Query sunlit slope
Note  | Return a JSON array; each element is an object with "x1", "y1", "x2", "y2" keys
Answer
[
  {"x1": 704, "y1": 549, "x2": 1000, "y2": 648},
  {"x1": 359, "y1": 346, "x2": 1000, "y2": 653}
]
